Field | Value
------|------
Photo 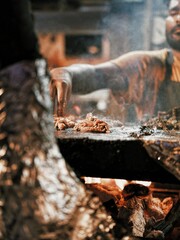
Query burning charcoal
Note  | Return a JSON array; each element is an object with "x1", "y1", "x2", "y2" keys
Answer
[
  {"x1": 83, "y1": 180, "x2": 178, "y2": 240},
  {"x1": 161, "y1": 197, "x2": 173, "y2": 215},
  {"x1": 119, "y1": 184, "x2": 148, "y2": 237},
  {"x1": 86, "y1": 183, "x2": 122, "y2": 203},
  {"x1": 145, "y1": 196, "x2": 165, "y2": 221},
  {"x1": 145, "y1": 230, "x2": 165, "y2": 239},
  {"x1": 122, "y1": 183, "x2": 150, "y2": 200},
  {"x1": 152, "y1": 199, "x2": 180, "y2": 236}
]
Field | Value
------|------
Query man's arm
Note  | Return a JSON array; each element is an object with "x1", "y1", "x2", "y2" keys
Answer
[
  {"x1": 63, "y1": 50, "x2": 160, "y2": 94},
  {"x1": 63, "y1": 61, "x2": 123, "y2": 93},
  {"x1": 50, "y1": 50, "x2": 165, "y2": 117},
  {"x1": 50, "y1": 52, "x2": 144, "y2": 116},
  {"x1": 50, "y1": 61, "x2": 123, "y2": 116}
]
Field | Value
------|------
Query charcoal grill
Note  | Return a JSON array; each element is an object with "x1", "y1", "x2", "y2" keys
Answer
[
  {"x1": 56, "y1": 123, "x2": 180, "y2": 239},
  {"x1": 56, "y1": 125, "x2": 180, "y2": 184}
]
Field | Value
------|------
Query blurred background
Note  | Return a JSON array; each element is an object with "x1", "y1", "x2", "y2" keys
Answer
[
  {"x1": 30, "y1": 0, "x2": 169, "y2": 117},
  {"x1": 31, "y1": 0, "x2": 168, "y2": 69}
]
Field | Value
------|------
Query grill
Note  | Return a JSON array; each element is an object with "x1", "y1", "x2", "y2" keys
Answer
[
  {"x1": 56, "y1": 121, "x2": 180, "y2": 239},
  {"x1": 56, "y1": 125, "x2": 180, "y2": 184}
]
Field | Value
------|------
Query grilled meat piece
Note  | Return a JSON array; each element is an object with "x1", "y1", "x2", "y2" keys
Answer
[
  {"x1": 74, "y1": 113, "x2": 110, "y2": 133},
  {"x1": 54, "y1": 115, "x2": 76, "y2": 130}
]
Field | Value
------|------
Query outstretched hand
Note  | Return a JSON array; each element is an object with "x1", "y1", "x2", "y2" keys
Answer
[{"x1": 50, "y1": 68, "x2": 72, "y2": 116}]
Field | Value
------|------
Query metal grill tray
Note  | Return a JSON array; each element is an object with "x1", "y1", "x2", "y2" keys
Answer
[{"x1": 56, "y1": 126, "x2": 180, "y2": 184}]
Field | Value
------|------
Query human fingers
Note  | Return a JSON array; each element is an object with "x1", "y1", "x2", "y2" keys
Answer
[
  {"x1": 50, "y1": 68, "x2": 72, "y2": 116},
  {"x1": 56, "y1": 81, "x2": 69, "y2": 116}
]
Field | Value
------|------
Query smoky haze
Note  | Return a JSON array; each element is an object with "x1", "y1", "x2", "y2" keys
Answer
[{"x1": 33, "y1": 0, "x2": 175, "y2": 123}]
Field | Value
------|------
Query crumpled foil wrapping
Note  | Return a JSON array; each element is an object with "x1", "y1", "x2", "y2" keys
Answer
[{"x1": 0, "y1": 60, "x2": 115, "y2": 240}]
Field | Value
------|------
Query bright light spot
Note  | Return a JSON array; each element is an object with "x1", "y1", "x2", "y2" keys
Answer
[
  {"x1": 88, "y1": 45, "x2": 99, "y2": 54},
  {"x1": 97, "y1": 100, "x2": 107, "y2": 111},
  {"x1": 84, "y1": 177, "x2": 101, "y2": 184},
  {"x1": 83, "y1": 177, "x2": 151, "y2": 188},
  {"x1": 0, "y1": 88, "x2": 4, "y2": 96},
  {"x1": 115, "y1": 179, "x2": 129, "y2": 189},
  {"x1": 0, "y1": 146, "x2": 7, "y2": 157},
  {"x1": 0, "y1": 160, "x2": 7, "y2": 173},
  {"x1": 132, "y1": 180, "x2": 151, "y2": 187}
]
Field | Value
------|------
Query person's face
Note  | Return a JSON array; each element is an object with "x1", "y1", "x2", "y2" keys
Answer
[{"x1": 166, "y1": 0, "x2": 180, "y2": 50}]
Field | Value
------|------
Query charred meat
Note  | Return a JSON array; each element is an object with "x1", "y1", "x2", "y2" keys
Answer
[
  {"x1": 54, "y1": 115, "x2": 76, "y2": 130},
  {"x1": 141, "y1": 107, "x2": 180, "y2": 131},
  {"x1": 55, "y1": 113, "x2": 110, "y2": 133},
  {"x1": 74, "y1": 113, "x2": 110, "y2": 133}
]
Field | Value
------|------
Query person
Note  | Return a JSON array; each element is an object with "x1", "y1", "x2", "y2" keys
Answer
[{"x1": 50, "y1": 0, "x2": 180, "y2": 122}]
